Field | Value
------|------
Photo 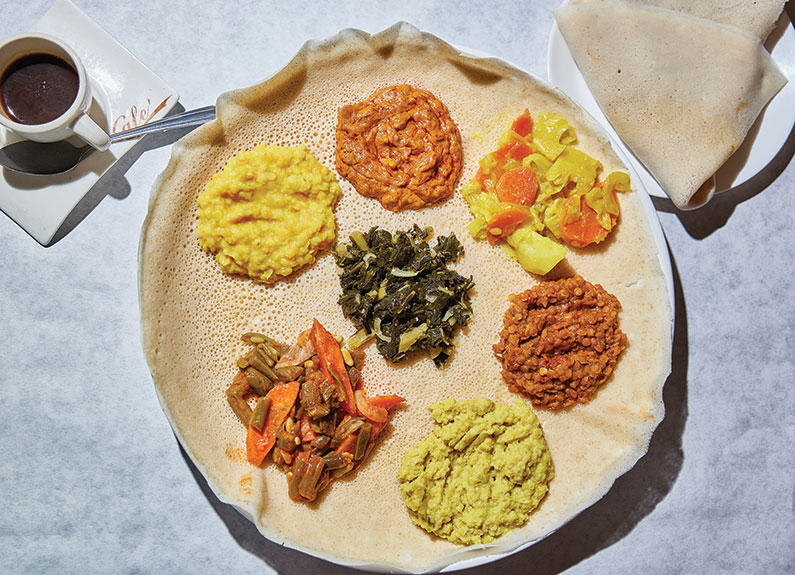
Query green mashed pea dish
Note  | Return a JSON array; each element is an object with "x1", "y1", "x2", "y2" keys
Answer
[{"x1": 398, "y1": 398, "x2": 554, "y2": 545}]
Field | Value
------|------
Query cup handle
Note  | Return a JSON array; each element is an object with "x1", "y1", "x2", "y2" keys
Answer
[{"x1": 71, "y1": 113, "x2": 111, "y2": 151}]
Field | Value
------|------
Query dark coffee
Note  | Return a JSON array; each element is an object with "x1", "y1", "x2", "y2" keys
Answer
[{"x1": 0, "y1": 53, "x2": 79, "y2": 125}]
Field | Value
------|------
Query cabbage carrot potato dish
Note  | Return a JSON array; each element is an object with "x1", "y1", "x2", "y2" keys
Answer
[
  {"x1": 463, "y1": 110, "x2": 630, "y2": 275},
  {"x1": 226, "y1": 320, "x2": 404, "y2": 503}
]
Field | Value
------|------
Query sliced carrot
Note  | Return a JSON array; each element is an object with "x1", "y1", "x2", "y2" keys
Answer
[
  {"x1": 370, "y1": 420, "x2": 388, "y2": 440},
  {"x1": 368, "y1": 394, "x2": 406, "y2": 411},
  {"x1": 495, "y1": 166, "x2": 539, "y2": 206},
  {"x1": 310, "y1": 319, "x2": 358, "y2": 416},
  {"x1": 511, "y1": 109, "x2": 533, "y2": 137},
  {"x1": 299, "y1": 416, "x2": 317, "y2": 443},
  {"x1": 559, "y1": 195, "x2": 610, "y2": 248},
  {"x1": 245, "y1": 427, "x2": 270, "y2": 467},
  {"x1": 493, "y1": 141, "x2": 516, "y2": 162},
  {"x1": 493, "y1": 140, "x2": 530, "y2": 163},
  {"x1": 507, "y1": 141, "x2": 531, "y2": 162},
  {"x1": 334, "y1": 434, "x2": 357, "y2": 456},
  {"x1": 474, "y1": 168, "x2": 489, "y2": 188},
  {"x1": 486, "y1": 207, "x2": 530, "y2": 245},
  {"x1": 355, "y1": 389, "x2": 388, "y2": 423},
  {"x1": 246, "y1": 380, "x2": 300, "y2": 466},
  {"x1": 355, "y1": 392, "x2": 405, "y2": 436}
]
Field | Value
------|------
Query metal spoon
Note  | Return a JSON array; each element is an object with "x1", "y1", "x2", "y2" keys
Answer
[{"x1": 0, "y1": 105, "x2": 216, "y2": 176}]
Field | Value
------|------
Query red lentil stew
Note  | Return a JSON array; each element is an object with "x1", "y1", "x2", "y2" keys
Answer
[{"x1": 494, "y1": 276, "x2": 627, "y2": 409}]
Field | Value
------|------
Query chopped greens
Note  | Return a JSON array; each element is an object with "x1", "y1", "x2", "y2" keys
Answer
[{"x1": 335, "y1": 225, "x2": 474, "y2": 367}]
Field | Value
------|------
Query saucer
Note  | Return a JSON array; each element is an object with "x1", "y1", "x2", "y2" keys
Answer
[{"x1": 0, "y1": 0, "x2": 178, "y2": 245}]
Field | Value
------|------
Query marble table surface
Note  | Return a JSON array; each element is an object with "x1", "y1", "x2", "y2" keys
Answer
[{"x1": 1, "y1": 1, "x2": 793, "y2": 573}]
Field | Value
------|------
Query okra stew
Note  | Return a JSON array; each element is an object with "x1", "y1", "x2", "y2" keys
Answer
[{"x1": 226, "y1": 320, "x2": 404, "y2": 503}]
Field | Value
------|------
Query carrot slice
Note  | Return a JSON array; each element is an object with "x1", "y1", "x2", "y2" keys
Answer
[
  {"x1": 354, "y1": 389, "x2": 388, "y2": 423},
  {"x1": 559, "y1": 195, "x2": 610, "y2": 248},
  {"x1": 493, "y1": 141, "x2": 516, "y2": 162},
  {"x1": 506, "y1": 141, "x2": 531, "y2": 162},
  {"x1": 246, "y1": 380, "x2": 300, "y2": 466},
  {"x1": 334, "y1": 434, "x2": 357, "y2": 456},
  {"x1": 370, "y1": 420, "x2": 388, "y2": 440},
  {"x1": 310, "y1": 319, "x2": 358, "y2": 416},
  {"x1": 486, "y1": 207, "x2": 530, "y2": 245},
  {"x1": 511, "y1": 109, "x2": 533, "y2": 137},
  {"x1": 496, "y1": 166, "x2": 539, "y2": 206},
  {"x1": 474, "y1": 168, "x2": 487, "y2": 186},
  {"x1": 368, "y1": 394, "x2": 406, "y2": 411},
  {"x1": 299, "y1": 416, "x2": 317, "y2": 443},
  {"x1": 493, "y1": 140, "x2": 530, "y2": 163}
]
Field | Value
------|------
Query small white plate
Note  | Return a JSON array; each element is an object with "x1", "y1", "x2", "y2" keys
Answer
[
  {"x1": 0, "y1": 0, "x2": 178, "y2": 245},
  {"x1": 547, "y1": 10, "x2": 795, "y2": 202}
]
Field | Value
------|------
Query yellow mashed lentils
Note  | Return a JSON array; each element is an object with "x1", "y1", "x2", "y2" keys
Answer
[
  {"x1": 398, "y1": 398, "x2": 554, "y2": 545},
  {"x1": 197, "y1": 144, "x2": 342, "y2": 283}
]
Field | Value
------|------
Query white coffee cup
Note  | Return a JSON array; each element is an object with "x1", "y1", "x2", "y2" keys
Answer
[{"x1": 0, "y1": 33, "x2": 110, "y2": 151}]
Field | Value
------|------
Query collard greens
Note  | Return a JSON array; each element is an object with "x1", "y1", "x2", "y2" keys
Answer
[{"x1": 335, "y1": 226, "x2": 474, "y2": 367}]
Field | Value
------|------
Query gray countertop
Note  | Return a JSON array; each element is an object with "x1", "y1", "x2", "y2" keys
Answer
[{"x1": 1, "y1": 1, "x2": 793, "y2": 573}]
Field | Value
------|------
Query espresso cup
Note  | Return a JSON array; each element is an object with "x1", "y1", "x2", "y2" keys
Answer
[{"x1": 0, "y1": 33, "x2": 110, "y2": 151}]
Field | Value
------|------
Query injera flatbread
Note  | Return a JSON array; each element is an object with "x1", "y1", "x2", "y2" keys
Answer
[
  {"x1": 556, "y1": 0, "x2": 787, "y2": 210},
  {"x1": 139, "y1": 22, "x2": 672, "y2": 573},
  {"x1": 621, "y1": 0, "x2": 787, "y2": 40}
]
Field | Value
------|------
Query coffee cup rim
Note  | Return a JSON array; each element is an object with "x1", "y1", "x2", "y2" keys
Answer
[{"x1": 0, "y1": 32, "x2": 89, "y2": 132}]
